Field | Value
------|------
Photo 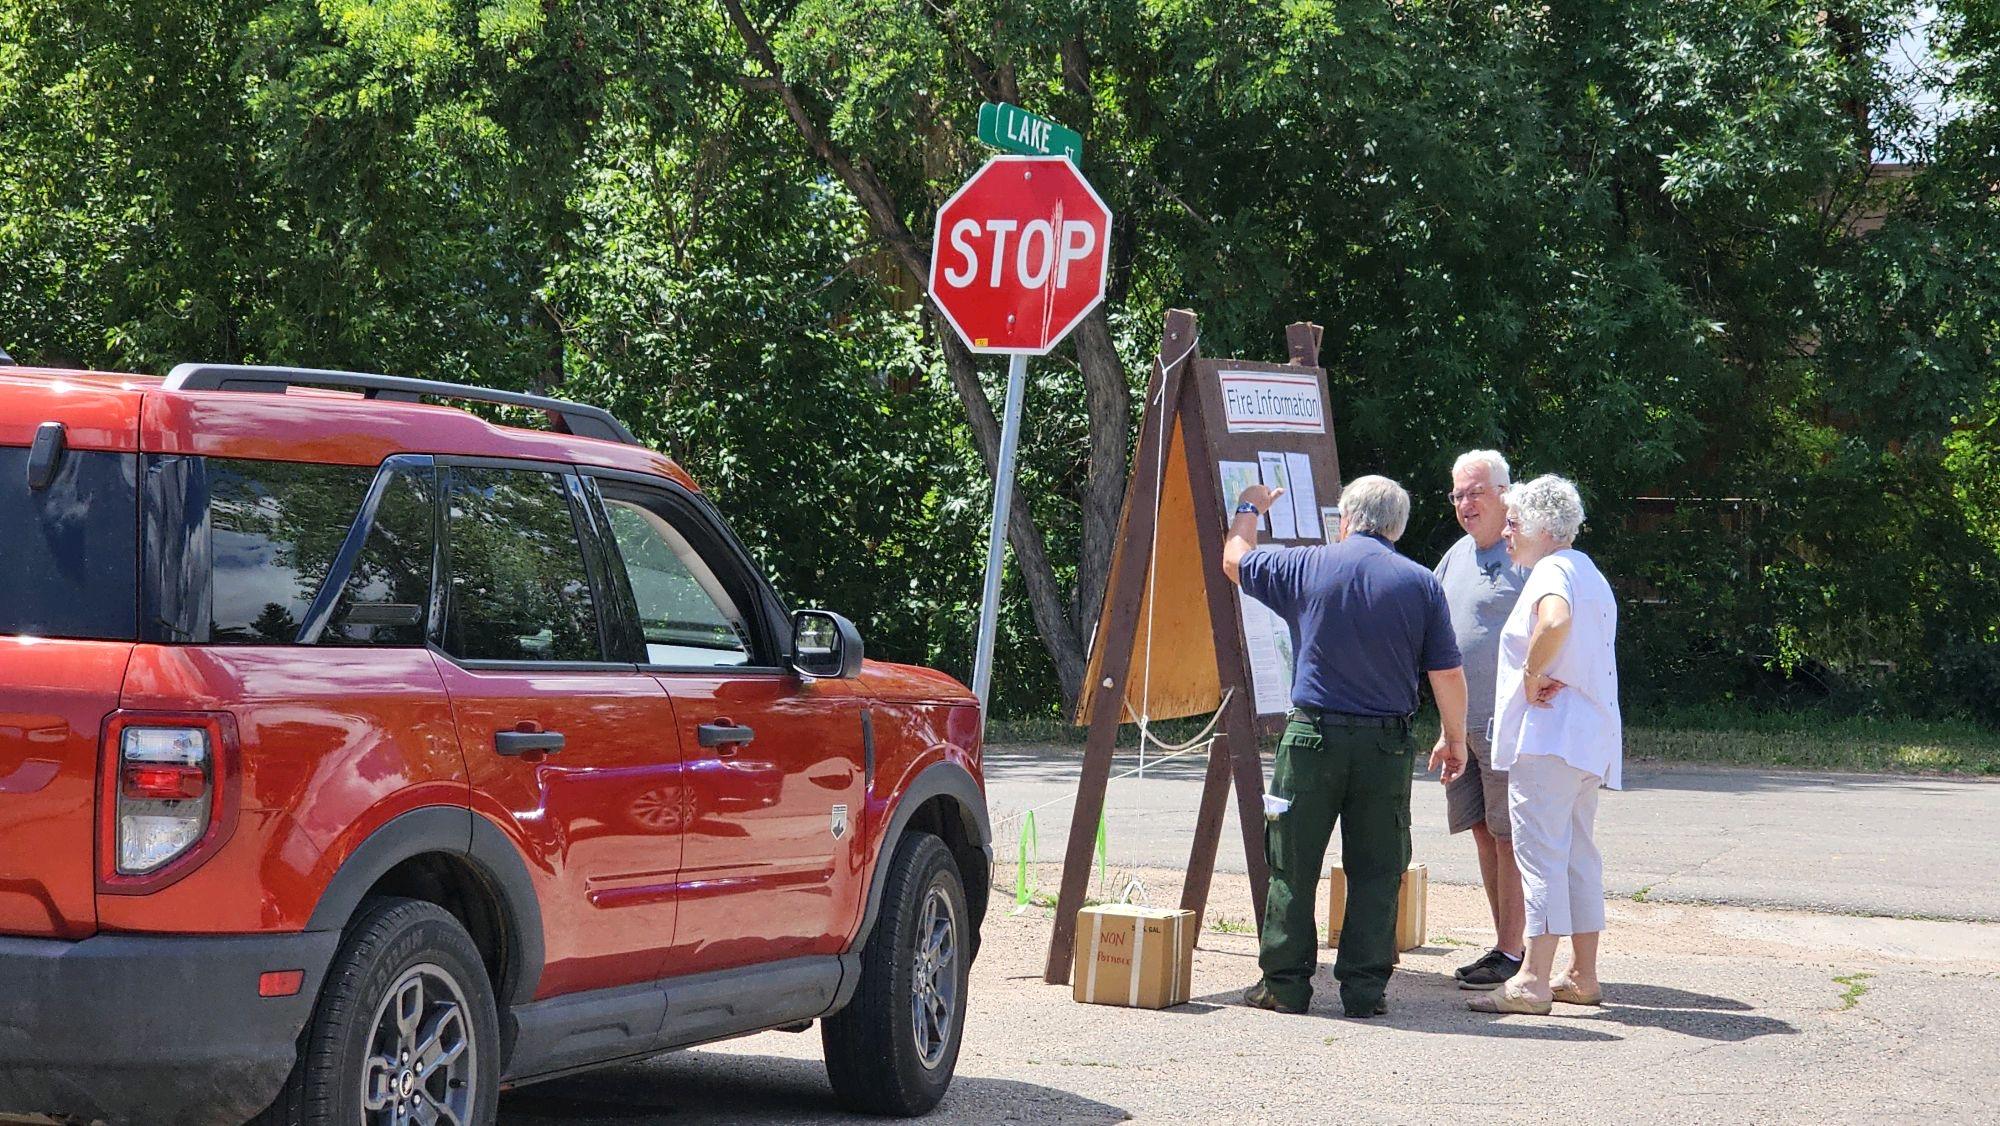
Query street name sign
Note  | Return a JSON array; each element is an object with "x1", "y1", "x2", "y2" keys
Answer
[{"x1": 977, "y1": 102, "x2": 1083, "y2": 161}]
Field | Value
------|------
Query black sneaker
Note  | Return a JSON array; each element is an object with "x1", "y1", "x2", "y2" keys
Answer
[
  {"x1": 1344, "y1": 998, "x2": 1389, "y2": 1018},
  {"x1": 1454, "y1": 947, "x2": 1510, "y2": 980},
  {"x1": 1458, "y1": 951, "x2": 1523, "y2": 991},
  {"x1": 1243, "y1": 982, "x2": 1308, "y2": 1014}
]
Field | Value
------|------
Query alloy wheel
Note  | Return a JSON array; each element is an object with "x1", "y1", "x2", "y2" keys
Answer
[
  {"x1": 909, "y1": 883, "x2": 960, "y2": 1070},
  {"x1": 360, "y1": 962, "x2": 477, "y2": 1125}
]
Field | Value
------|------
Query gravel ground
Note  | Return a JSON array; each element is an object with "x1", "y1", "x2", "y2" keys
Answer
[{"x1": 497, "y1": 865, "x2": 2000, "y2": 1124}]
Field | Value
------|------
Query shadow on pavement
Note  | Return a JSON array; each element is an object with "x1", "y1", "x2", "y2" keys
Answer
[
  {"x1": 1182, "y1": 965, "x2": 1787, "y2": 1044},
  {"x1": 1181, "y1": 980, "x2": 1629, "y2": 1042},
  {"x1": 1600, "y1": 982, "x2": 1754, "y2": 1012},
  {"x1": 1579, "y1": 1002, "x2": 1797, "y2": 1043},
  {"x1": 499, "y1": 1050, "x2": 1128, "y2": 1125},
  {"x1": 1440, "y1": 1021, "x2": 1623, "y2": 1043},
  {"x1": 1409, "y1": 982, "x2": 1793, "y2": 1044}
]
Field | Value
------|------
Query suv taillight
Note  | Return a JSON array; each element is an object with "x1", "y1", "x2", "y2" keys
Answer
[
  {"x1": 116, "y1": 726, "x2": 213, "y2": 873},
  {"x1": 99, "y1": 712, "x2": 238, "y2": 891}
]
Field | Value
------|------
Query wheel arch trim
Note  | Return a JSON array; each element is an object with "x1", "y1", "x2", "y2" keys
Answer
[
  {"x1": 305, "y1": 805, "x2": 546, "y2": 1004},
  {"x1": 854, "y1": 761, "x2": 991, "y2": 953}
]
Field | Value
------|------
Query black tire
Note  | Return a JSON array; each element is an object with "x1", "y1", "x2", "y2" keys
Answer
[
  {"x1": 253, "y1": 897, "x2": 501, "y2": 1126},
  {"x1": 822, "y1": 832, "x2": 970, "y2": 1116}
]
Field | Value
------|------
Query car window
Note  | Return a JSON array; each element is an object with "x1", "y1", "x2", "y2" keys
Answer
[
  {"x1": 207, "y1": 459, "x2": 373, "y2": 643},
  {"x1": 0, "y1": 447, "x2": 138, "y2": 640},
  {"x1": 443, "y1": 466, "x2": 602, "y2": 662},
  {"x1": 602, "y1": 498, "x2": 752, "y2": 667},
  {"x1": 322, "y1": 464, "x2": 435, "y2": 647}
]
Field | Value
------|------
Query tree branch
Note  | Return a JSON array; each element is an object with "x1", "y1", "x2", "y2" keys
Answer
[{"x1": 721, "y1": 0, "x2": 928, "y2": 280}]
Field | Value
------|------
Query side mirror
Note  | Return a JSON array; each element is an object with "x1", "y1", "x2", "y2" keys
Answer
[{"x1": 791, "y1": 610, "x2": 864, "y2": 679}]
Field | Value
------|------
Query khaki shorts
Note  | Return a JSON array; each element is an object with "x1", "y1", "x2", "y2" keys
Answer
[{"x1": 1446, "y1": 728, "x2": 1510, "y2": 838}]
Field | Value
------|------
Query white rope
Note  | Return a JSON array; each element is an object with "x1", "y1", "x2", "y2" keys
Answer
[
  {"x1": 990, "y1": 733, "x2": 1221, "y2": 832},
  {"x1": 1136, "y1": 334, "x2": 1198, "y2": 777},
  {"x1": 1122, "y1": 686, "x2": 1234, "y2": 753}
]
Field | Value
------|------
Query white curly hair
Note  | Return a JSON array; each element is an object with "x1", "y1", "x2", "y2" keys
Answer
[{"x1": 1506, "y1": 474, "x2": 1585, "y2": 544}]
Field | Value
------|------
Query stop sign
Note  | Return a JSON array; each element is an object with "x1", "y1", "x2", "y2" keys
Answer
[{"x1": 928, "y1": 156, "x2": 1112, "y2": 355}]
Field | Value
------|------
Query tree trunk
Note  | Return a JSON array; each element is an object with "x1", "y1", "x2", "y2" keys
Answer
[
  {"x1": 936, "y1": 329, "x2": 1089, "y2": 708},
  {"x1": 1068, "y1": 309, "x2": 1130, "y2": 646}
]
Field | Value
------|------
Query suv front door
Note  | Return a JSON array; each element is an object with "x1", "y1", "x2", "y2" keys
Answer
[
  {"x1": 588, "y1": 476, "x2": 867, "y2": 977},
  {"x1": 432, "y1": 462, "x2": 685, "y2": 999}
]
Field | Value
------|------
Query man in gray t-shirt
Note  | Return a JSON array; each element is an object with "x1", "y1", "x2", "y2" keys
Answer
[{"x1": 1432, "y1": 450, "x2": 1531, "y2": 989}]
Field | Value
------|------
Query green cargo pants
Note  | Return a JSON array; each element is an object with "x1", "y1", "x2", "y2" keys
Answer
[{"x1": 1256, "y1": 715, "x2": 1415, "y2": 1014}]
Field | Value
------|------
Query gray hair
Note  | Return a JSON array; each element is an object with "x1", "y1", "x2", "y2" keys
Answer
[
  {"x1": 1507, "y1": 474, "x2": 1585, "y2": 544},
  {"x1": 1452, "y1": 449, "x2": 1511, "y2": 486},
  {"x1": 1339, "y1": 475, "x2": 1411, "y2": 541}
]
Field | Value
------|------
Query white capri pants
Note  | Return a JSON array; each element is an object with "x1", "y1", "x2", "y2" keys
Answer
[{"x1": 1507, "y1": 753, "x2": 1606, "y2": 937}]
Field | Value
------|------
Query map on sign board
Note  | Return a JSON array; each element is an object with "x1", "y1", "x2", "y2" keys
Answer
[
  {"x1": 1220, "y1": 370, "x2": 1326, "y2": 434},
  {"x1": 1218, "y1": 460, "x2": 1264, "y2": 532}
]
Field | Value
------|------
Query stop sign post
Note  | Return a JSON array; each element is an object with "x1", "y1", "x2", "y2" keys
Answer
[{"x1": 928, "y1": 155, "x2": 1112, "y2": 714}]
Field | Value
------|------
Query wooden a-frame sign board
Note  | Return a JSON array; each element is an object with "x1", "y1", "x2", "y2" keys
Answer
[{"x1": 1043, "y1": 308, "x2": 1343, "y2": 984}]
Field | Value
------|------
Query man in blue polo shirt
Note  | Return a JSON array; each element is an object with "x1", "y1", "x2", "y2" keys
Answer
[{"x1": 1223, "y1": 474, "x2": 1469, "y2": 1017}]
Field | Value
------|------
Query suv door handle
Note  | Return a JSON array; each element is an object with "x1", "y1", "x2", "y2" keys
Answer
[
  {"x1": 698, "y1": 722, "x2": 755, "y2": 752},
  {"x1": 495, "y1": 730, "x2": 565, "y2": 756}
]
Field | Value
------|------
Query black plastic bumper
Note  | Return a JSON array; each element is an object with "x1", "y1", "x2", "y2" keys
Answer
[{"x1": 0, "y1": 929, "x2": 341, "y2": 1126}]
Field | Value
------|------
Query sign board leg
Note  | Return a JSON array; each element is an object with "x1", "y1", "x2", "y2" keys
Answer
[
  {"x1": 1228, "y1": 715, "x2": 1272, "y2": 925},
  {"x1": 1041, "y1": 697, "x2": 1124, "y2": 984},
  {"x1": 1179, "y1": 711, "x2": 1237, "y2": 930},
  {"x1": 1043, "y1": 314, "x2": 1193, "y2": 984},
  {"x1": 971, "y1": 352, "x2": 1030, "y2": 716}
]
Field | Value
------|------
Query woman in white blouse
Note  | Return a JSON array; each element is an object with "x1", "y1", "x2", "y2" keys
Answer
[{"x1": 1469, "y1": 475, "x2": 1621, "y2": 1016}]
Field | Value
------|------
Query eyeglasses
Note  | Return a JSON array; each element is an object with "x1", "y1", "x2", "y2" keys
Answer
[
  {"x1": 1447, "y1": 486, "x2": 1500, "y2": 505},
  {"x1": 1504, "y1": 516, "x2": 1521, "y2": 530}
]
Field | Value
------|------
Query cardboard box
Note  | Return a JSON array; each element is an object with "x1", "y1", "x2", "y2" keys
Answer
[
  {"x1": 1324, "y1": 862, "x2": 1427, "y2": 952},
  {"x1": 1072, "y1": 904, "x2": 1198, "y2": 1009}
]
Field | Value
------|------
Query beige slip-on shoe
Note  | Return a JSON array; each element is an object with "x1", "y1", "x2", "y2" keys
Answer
[
  {"x1": 1466, "y1": 987, "x2": 1553, "y2": 1016},
  {"x1": 1551, "y1": 978, "x2": 1605, "y2": 1006}
]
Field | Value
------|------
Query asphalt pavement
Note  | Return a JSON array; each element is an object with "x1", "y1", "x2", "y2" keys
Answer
[
  {"x1": 495, "y1": 870, "x2": 2000, "y2": 1124},
  {"x1": 982, "y1": 744, "x2": 2000, "y2": 921}
]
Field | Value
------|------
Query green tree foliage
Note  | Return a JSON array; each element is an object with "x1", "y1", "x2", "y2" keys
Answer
[{"x1": 1, "y1": 0, "x2": 1994, "y2": 722}]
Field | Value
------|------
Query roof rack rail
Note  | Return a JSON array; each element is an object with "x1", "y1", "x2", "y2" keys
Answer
[{"x1": 162, "y1": 363, "x2": 640, "y2": 446}]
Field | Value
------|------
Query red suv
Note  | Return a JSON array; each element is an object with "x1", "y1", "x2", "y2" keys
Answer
[{"x1": 0, "y1": 362, "x2": 990, "y2": 1125}]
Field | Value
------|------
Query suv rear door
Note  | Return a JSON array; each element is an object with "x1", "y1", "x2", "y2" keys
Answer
[
  {"x1": 586, "y1": 474, "x2": 868, "y2": 977},
  {"x1": 0, "y1": 385, "x2": 142, "y2": 939},
  {"x1": 432, "y1": 461, "x2": 687, "y2": 1000}
]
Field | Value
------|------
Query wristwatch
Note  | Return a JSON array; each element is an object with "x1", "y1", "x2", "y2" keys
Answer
[{"x1": 1234, "y1": 501, "x2": 1260, "y2": 515}]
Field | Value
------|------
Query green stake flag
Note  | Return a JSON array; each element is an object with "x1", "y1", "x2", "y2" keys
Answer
[
  {"x1": 1015, "y1": 810, "x2": 1037, "y2": 908},
  {"x1": 1096, "y1": 812, "x2": 1108, "y2": 892},
  {"x1": 1012, "y1": 809, "x2": 1108, "y2": 910}
]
